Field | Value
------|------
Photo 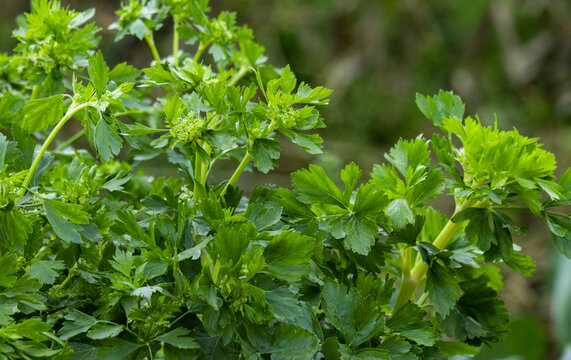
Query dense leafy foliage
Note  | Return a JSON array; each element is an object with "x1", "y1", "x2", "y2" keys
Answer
[{"x1": 0, "y1": 1, "x2": 569, "y2": 359}]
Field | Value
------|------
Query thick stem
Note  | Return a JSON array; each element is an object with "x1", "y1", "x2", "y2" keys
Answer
[
  {"x1": 403, "y1": 247, "x2": 412, "y2": 277},
  {"x1": 193, "y1": 150, "x2": 203, "y2": 200},
  {"x1": 30, "y1": 84, "x2": 40, "y2": 100},
  {"x1": 193, "y1": 40, "x2": 212, "y2": 63},
  {"x1": 145, "y1": 33, "x2": 162, "y2": 63},
  {"x1": 172, "y1": 15, "x2": 180, "y2": 65},
  {"x1": 393, "y1": 275, "x2": 418, "y2": 312},
  {"x1": 19, "y1": 102, "x2": 95, "y2": 198},
  {"x1": 220, "y1": 151, "x2": 253, "y2": 197},
  {"x1": 228, "y1": 66, "x2": 249, "y2": 86},
  {"x1": 200, "y1": 142, "x2": 212, "y2": 184},
  {"x1": 59, "y1": 267, "x2": 77, "y2": 289},
  {"x1": 392, "y1": 200, "x2": 485, "y2": 312}
]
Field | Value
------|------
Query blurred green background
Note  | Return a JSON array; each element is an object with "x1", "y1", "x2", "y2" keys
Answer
[{"x1": 1, "y1": 1, "x2": 570, "y2": 359}]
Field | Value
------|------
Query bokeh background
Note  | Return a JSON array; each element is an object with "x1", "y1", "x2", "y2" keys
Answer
[{"x1": 1, "y1": 1, "x2": 570, "y2": 359}]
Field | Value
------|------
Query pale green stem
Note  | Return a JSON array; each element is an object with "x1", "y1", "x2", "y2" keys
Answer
[
  {"x1": 200, "y1": 142, "x2": 212, "y2": 184},
  {"x1": 403, "y1": 247, "x2": 412, "y2": 277},
  {"x1": 220, "y1": 151, "x2": 253, "y2": 198},
  {"x1": 146, "y1": 343, "x2": 154, "y2": 360},
  {"x1": 52, "y1": 265, "x2": 77, "y2": 295},
  {"x1": 393, "y1": 199, "x2": 486, "y2": 312},
  {"x1": 115, "y1": 109, "x2": 146, "y2": 117},
  {"x1": 228, "y1": 66, "x2": 249, "y2": 86},
  {"x1": 172, "y1": 15, "x2": 180, "y2": 65},
  {"x1": 193, "y1": 140, "x2": 212, "y2": 201},
  {"x1": 193, "y1": 39, "x2": 212, "y2": 63},
  {"x1": 145, "y1": 33, "x2": 162, "y2": 63},
  {"x1": 19, "y1": 102, "x2": 95, "y2": 198},
  {"x1": 193, "y1": 149, "x2": 203, "y2": 200},
  {"x1": 30, "y1": 84, "x2": 40, "y2": 100}
]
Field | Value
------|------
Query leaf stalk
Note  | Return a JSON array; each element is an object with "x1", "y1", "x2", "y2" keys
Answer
[
  {"x1": 393, "y1": 199, "x2": 486, "y2": 312},
  {"x1": 19, "y1": 102, "x2": 95, "y2": 198},
  {"x1": 144, "y1": 33, "x2": 162, "y2": 63},
  {"x1": 221, "y1": 151, "x2": 253, "y2": 197},
  {"x1": 228, "y1": 66, "x2": 249, "y2": 86},
  {"x1": 172, "y1": 15, "x2": 180, "y2": 65}
]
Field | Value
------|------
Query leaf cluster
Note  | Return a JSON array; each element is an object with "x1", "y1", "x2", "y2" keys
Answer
[{"x1": 0, "y1": 2, "x2": 569, "y2": 360}]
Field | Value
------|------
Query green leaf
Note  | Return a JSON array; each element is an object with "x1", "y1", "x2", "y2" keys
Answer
[
  {"x1": 251, "y1": 139, "x2": 280, "y2": 174},
  {"x1": 415, "y1": 90, "x2": 465, "y2": 127},
  {"x1": 452, "y1": 208, "x2": 494, "y2": 251},
  {"x1": 345, "y1": 347, "x2": 390, "y2": 360},
  {"x1": 0, "y1": 133, "x2": 7, "y2": 170},
  {"x1": 87, "y1": 323, "x2": 123, "y2": 340},
  {"x1": 493, "y1": 215, "x2": 514, "y2": 262},
  {"x1": 155, "y1": 328, "x2": 200, "y2": 349},
  {"x1": 263, "y1": 230, "x2": 315, "y2": 281},
  {"x1": 440, "y1": 276, "x2": 509, "y2": 346},
  {"x1": 353, "y1": 183, "x2": 388, "y2": 214},
  {"x1": 385, "y1": 199, "x2": 414, "y2": 229},
  {"x1": 343, "y1": 215, "x2": 378, "y2": 255},
  {"x1": 94, "y1": 118, "x2": 123, "y2": 162},
  {"x1": 246, "y1": 202, "x2": 282, "y2": 230},
  {"x1": 121, "y1": 123, "x2": 165, "y2": 136},
  {"x1": 114, "y1": 210, "x2": 152, "y2": 245},
  {"x1": 321, "y1": 337, "x2": 342, "y2": 360},
  {"x1": 536, "y1": 178, "x2": 562, "y2": 200},
  {"x1": 289, "y1": 131, "x2": 323, "y2": 155},
  {"x1": 504, "y1": 250, "x2": 535, "y2": 277},
  {"x1": 273, "y1": 188, "x2": 315, "y2": 218},
  {"x1": 109, "y1": 249, "x2": 133, "y2": 277},
  {"x1": 213, "y1": 223, "x2": 256, "y2": 265},
  {"x1": 291, "y1": 164, "x2": 345, "y2": 207},
  {"x1": 386, "y1": 303, "x2": 438, "y2": 346},
  {"x1": 321, "y1": 281, "x2": 386, "y2": 347},
  {"x1": 1, "y1": 208, "x2": 33, "y2": 249},
  {"x1": 340, "y1": 162, "x2": 362, "y2": 202},
  {"x1": 43, "y1": 199, "x2": 89, "y2": 224},
  {"x1": 164, "y1": 94, "x2": 185, "y2": 125},
  {"x1": 551, "y1": 226, "x2": 571, "y2": 259},
  {"x1": 407, "y1": 168, "x2": 445, "y2": 207},
  {"x1": 27, "y1": 260, "x2": 64, "y2": 285},
  {"x1": 132, "y1": 285, "x2": 163, "y2": 298},
  {"x1": 131, "y1": 19, "x2": 149, "y2": 40},
  {"x1": 0, "y1": 252, "x2": 25, "y2": 287},
  {"x1": 384, "y1": 138, "x2": 430, "y2": 176},
  {"x1": 437, "y1": 341, "x2": 479, "y2": 356},
  {"x1": 265, "y1": 287, "x2": 303, "y2": 322},
  {"x1": 426, "y1": 263, "x2": 461, "y2": 316},
  {"x1": 379, "y1": 335, "x2": 417, "y2": 360},
  {"x1": 0, "y1": 303, "x2": 15, "y2": 326},
  {"x1": 69, "y1": 343, "x2": 99, "y2": 360},
  {"x1": 96, "y1": 339, "x2": 142, "y2": 360},
  {"x1": 322, "y1": 338, "x2": 391, "y2": 360},
  {"x1": 108, "y1": 62, "x2": 141, "y2": 83},
  {"x1": 19, "y1": 95, "x2": 64, "y2": 133},
  {"x1": 43, "y1": 199, "x2": 89, "y2": 245},
  {"x1": 87, "y1": 51, "x2": 109, "y2": 98},
  {"x1": 246, "y1": 324, "x2": 319, "y2": 360},
  {"x1": 0, "y1": 91, "x2": 24, "y2": 128},
  {"x1": 371, "y1": 164, "x2": 406, "y2": 200},
  {"x1": 295, "y1": 83, "x2": 333, "y2": 104},
  {"x1": 102, "y1": 170, "x2": 133, "y2": 192},
  {"x1": 59, "y1": 310, "x2": 98, "y2": 340},
  {"x1": 177, "y1": 238, "x2": 212, "y2": 261},
  {"x1": 387, "y1": 216, "x2": 424, "y2": 246}
]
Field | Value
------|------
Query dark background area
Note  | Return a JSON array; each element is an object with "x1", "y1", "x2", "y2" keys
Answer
[{"x1": 1, "y1": 1, "x2": 570, "y2": 359}]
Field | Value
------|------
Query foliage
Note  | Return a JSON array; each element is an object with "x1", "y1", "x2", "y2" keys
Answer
[{"x1": 0, "y1": 1, "x2": 569, "y2": 359}]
